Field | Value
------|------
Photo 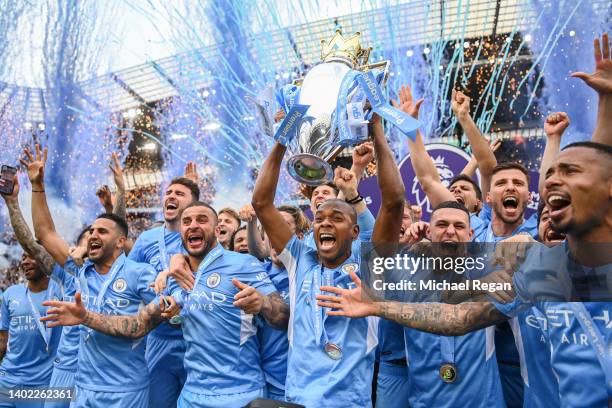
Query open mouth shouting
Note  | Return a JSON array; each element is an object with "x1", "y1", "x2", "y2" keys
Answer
[
  {"x1": 23, "y1": 265, "x2": 37, "y2": 277},
  {"x1": 164, "y1": 200, "x2": 179, "y2": 217},
  {"x1": 453, "y1": 194, "x2": 465, "y2": 206},
  {"x1": 544, "y1": 227, "x2": 566, "y2": 244},
  {"x1": 500, "y1": 195, "x2": 520, "y2": 218},
  {"x1": 88, "y1": 240, "x2": 103, "y2": 257},
  {"x1": 318, "y1": 232, "x2": 337, "y2": 251},
  {"x1": 187, "y1": 230, "x2": 205, "y2": 251},
  {"x1": 546, "y1": 192, "x2": 571, "y2": 222},
  {"x1": 217, "y1": 226, "x2": 229, "y2": 240}
]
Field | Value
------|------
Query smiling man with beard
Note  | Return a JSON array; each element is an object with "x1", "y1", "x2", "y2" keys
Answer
[
  {"x1": 322, "y1": 201, "x2": 506, "y2": 408},
  {"x1": 475, "y1": 162, "x2": 536, "y2": 242},
  {"x1": 127, "y1": 177, "x2": 199, "y2": 408},
  {"x1": 320, "y1": 141, "x2": 612, "y2": 408},
  {"x1": 248, "y1": 110, "x2": 405, "y2": 407},
  {"x1": 40, "y1": 213, "x2": 159, "y2": 408},
  {"x1": 42, "y1": 202, "x2": 286, "y2": 408}
]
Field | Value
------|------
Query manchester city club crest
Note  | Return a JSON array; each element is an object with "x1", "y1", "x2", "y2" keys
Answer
[
  {"x1": 112, "y1": 278, "x2": 127, "y2": 293},
  {"x1": 342, "y1": 263, "x2": 359, "y2": 274},
  {"x1": 206, "y1": 273, "x2": 221, "y2": 288}
]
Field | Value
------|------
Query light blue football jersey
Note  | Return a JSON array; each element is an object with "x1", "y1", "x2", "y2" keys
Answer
[
  {"x1": 279, "y1": 235, "x2": 378, "y2": 407},
  {"x1": 75, "y1": 254, "x2": 157, "y2": 392},
  {"x1": 168, "y1": 246, "x2": 277, "y2": 396}
]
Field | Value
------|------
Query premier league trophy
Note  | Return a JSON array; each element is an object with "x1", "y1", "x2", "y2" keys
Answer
[{"x1": 275, "y1": 30, "x2": 392, "y2": 186}]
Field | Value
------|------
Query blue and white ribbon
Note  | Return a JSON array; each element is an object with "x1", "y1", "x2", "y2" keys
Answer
[
  {"x1": 357, "y1": 71, "x2": 421, "y2": 140},
  {"x1": 333, "y1": 70, "x2": 362, "y2": 147},
  {"x1": 275, "y1": 84, "x2": 300, "y2": 113},
  {"x1": 274, "y1": 104, "x2": 310, "y2": 146}
]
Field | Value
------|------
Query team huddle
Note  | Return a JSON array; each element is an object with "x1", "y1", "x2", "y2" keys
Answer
[{"x1": 0, "y1": 33, "x2": 610, "y2": 408}]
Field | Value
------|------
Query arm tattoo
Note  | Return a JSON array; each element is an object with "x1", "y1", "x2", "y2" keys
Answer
[
  {"x1": 0, "y1": 331, "x2": 7, "y2": 360},
  {"x1": 261, "y1": 292, "x2": 290, "y2": 331},
  {"x1": 82, "y1": 301, "x2": 163, "y2": 339},
  {"x1": 112, "y1": 187, "x2": 126, "y2": 220},
  {"x1": 378, "y1": 301, "x2": 507, "y2": 336},
  {"x1": 6, "y1": 200, "x2": 55, "y2": 275}
]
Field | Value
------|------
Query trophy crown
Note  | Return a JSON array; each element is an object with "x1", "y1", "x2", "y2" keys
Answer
[{"x1": 320, "y1": 29, "x2": 371, "y2": 68}]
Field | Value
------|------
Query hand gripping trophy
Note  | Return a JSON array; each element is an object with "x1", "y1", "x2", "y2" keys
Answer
[{"x1": 273, "y1": 29, "x2": 419, "y2": 186}]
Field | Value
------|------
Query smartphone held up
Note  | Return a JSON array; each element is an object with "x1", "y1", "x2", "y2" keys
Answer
[{"x1": 0, "y1": 165, "x2": 17, "y2": 195}]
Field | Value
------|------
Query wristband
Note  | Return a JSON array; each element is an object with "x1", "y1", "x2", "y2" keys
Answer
[
  {"x1": 346, "y1": 195, "x2": 364, "y2": 205},
  {"x1": 32, "y1": 189, "x2": 45, "y2": 193}
]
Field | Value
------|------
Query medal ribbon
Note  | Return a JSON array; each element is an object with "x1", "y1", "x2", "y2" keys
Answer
[
  {"x1": 439, "y1": 336, "x2": 456, "y2": 366},
  {"x1": 568, "y1": 302, "x2": 612, "y2": 398},
  {"x1": 25, "y1": 283, "x2": 52, "y2": 353},
  {"x1": 157, "y1": 226, "x2": 170, "y2": 271},
  {"x1": 312, "y1": 265, "x2": 335, "y2": 347}
]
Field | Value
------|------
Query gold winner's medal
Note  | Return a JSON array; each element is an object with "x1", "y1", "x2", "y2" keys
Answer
[
  {"x1": 439, "y1": 363, "x2": 457, "y2": 383},
  {"x1": 324, "y1": 342, "x2": 342, "y2": 360}
]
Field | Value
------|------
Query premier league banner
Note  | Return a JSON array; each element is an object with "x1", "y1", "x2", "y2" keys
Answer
[{"x1": 360, "y1": 143, "x2": 541, "y2": 221}]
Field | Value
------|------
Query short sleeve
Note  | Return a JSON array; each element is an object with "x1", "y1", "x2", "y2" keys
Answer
[
  {"x1": 0, "y1": 292, "x2": 9, "y2": 330},
  {"x1": 239, "y1": 257, "x2": 276, "y2": 296},
  {"x1": 136, "y1": 264, "x2": 158, "y2": 304},
  {"x1": 357, "y1": 207, "x2": 375, "y2": 242},
  {"x1": 489, "y1": 258, "x2": 535, "y2": 317},
  {"x1": 166, "y1": 277, "x2": 187, "y2": 308},
  {"x1": 490, "y1": 295, "x2": 531, "y2": 318}
]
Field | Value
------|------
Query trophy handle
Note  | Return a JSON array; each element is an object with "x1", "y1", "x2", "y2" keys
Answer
[{"x1": 323, "y1": 145, "x2": 345, "y2": 163}]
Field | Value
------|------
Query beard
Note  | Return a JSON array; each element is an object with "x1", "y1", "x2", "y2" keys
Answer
[
  {"x1": 184, "y1": 235, "x2": 215, "y2": 258},
  {"x1": 552, "y1": 214, "x2": 602, "y2": 238}
]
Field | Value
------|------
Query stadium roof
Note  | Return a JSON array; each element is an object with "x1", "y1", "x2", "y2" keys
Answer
[{"x1": 2, "y1": 0, "x2": 606, "y2": 122}]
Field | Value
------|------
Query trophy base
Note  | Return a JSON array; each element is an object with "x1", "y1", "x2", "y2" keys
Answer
[{"x1": 287, "y1": 153, "x2": 334, "y2": 186}]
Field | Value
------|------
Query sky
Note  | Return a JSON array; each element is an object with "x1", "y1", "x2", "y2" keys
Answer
[{"x1": 3, "y1": 0, "x2": 403, "y2": 88}]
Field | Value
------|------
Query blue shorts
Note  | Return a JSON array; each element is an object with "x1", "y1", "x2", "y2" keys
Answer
[
  {"x1": 264, "y1": 383, "x2": 285, "y2": 401},
  {"x1": 178, "y1": 388, "x2": 264, "y2": 408},
  {"x1": 70, "y1": 386, "x2": 148, "y2": 408},
  {"x1": 146, "y1": 334, "x2": 186, "y2": 408},
  {"x1": 376, "y1": 361, "x2": 411, "y2": 408},
  {"x1": 44, "y1": 366, "x2": 76, "y2": 408}
]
